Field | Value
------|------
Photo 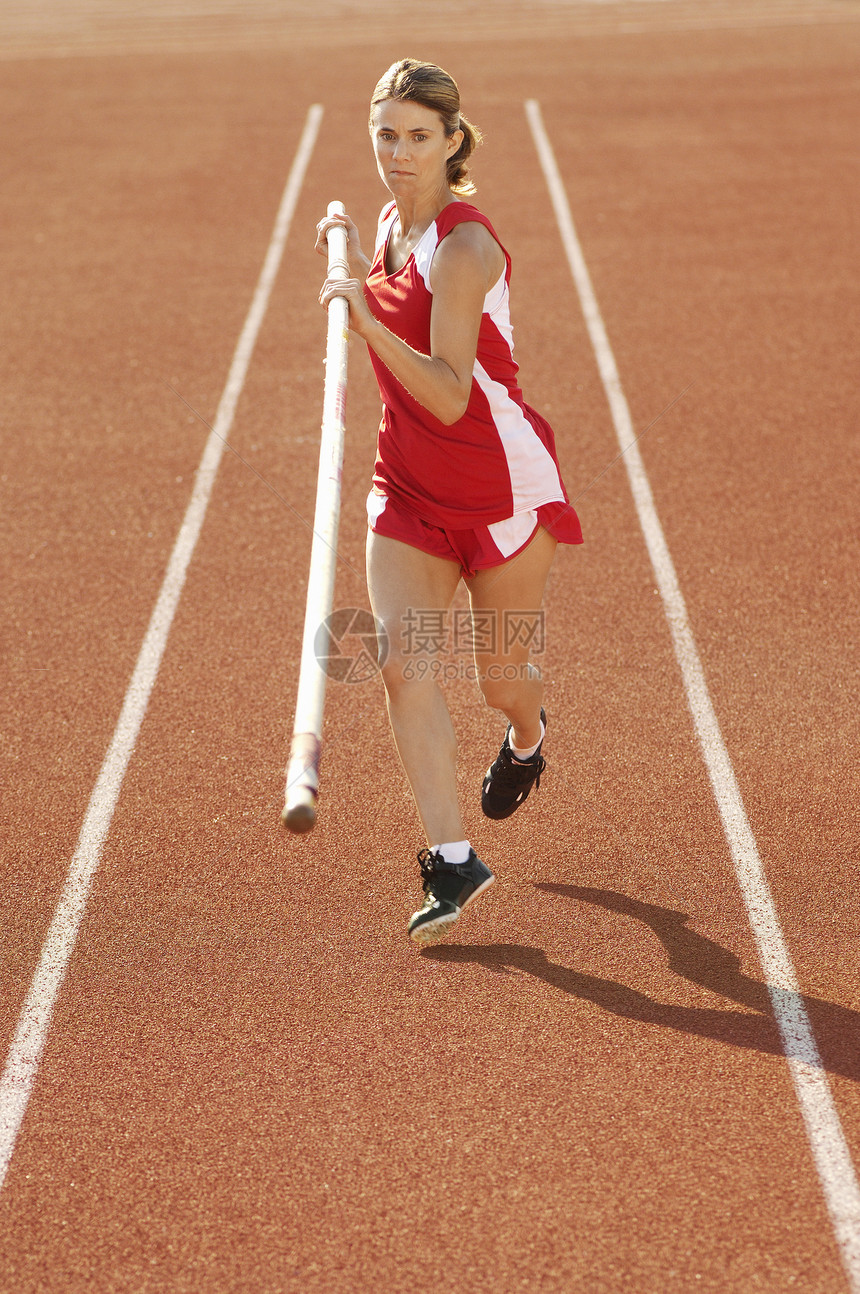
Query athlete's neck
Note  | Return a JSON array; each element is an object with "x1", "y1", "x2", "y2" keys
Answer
[{"x1": 392, "y1": 187, "x2": 459, "y2": 247}]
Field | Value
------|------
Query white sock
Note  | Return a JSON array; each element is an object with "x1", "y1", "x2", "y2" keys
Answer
[
  {"x1": 510, "y1": 718, "x2": 545, "y2": 763},
  {"x1": 431, "y1": 839, "x2": 472, "y2": 865}
]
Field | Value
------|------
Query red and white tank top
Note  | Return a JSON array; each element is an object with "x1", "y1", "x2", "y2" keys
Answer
[{"x1": 362, "y1": 200, "x2": 582, "y2": 542}]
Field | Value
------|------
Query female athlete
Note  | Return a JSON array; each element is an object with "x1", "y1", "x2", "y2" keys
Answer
[{"x1": 315, "y1": 59, "x2": 582, "y2": 944}]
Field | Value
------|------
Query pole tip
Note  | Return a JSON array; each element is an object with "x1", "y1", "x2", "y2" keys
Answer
[{"x1": 281, "y1": 799, "x2": 317, "y2": 834}]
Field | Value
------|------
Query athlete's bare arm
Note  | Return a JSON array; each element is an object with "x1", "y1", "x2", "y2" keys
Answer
[{"x1": 319, "y1": 220, "x2": 505, "y2": 426}]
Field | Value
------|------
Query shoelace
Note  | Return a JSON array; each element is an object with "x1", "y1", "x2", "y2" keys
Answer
[{"x1": 494, "y1": 747, "x2": 546, "y2": 790}]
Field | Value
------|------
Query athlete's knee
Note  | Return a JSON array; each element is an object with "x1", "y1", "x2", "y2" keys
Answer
[
  {"x1": 378, "y1": 642, "x2": 438, "y2": 698},
  {"x1": 477, "y1": 660, "x2": 540, "y2": 713}
]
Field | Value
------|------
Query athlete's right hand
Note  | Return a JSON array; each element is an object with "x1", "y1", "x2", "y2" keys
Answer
[{"x1": 314, "y1": 212, "x2": 369, "y2": 276}]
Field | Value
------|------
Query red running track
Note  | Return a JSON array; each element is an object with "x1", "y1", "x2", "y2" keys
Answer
[{"x1": 1, "y1": 3, "x2": 859, "y2": 1290}]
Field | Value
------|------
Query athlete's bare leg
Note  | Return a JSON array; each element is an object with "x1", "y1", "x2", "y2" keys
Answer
[
  {"x1": 366, "y1": 530, "x2": 464, "y2": 845},
  {"x1": 465, "y1": 525, "x2": 558, "y2": 748}
]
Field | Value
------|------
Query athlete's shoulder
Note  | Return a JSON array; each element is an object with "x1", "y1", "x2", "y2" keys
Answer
[
  {"x1": 437, "y1": 201, "x2": 508, "y2": 261},
  {"x1": 377, "y1": 201, "x2": 398, "y2": 230},
  {"x1": 434, "y1": 203, "x2": 507, "y2": 286},
  {"x1": 436, "y1": 200, "x2": 496, "y2": 237},
  {"x1": 373, "y1": 202, "x2": 399, "y2": 257}
]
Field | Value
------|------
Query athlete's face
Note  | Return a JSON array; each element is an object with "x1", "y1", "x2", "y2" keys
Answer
[{"x1": 370, "y1": 99, "x2": 464, "y2": 199}]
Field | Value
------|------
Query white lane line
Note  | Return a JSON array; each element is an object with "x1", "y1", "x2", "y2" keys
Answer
[
  {"x1": 0, "y1": 103, "x2": 324, "y2": 1190},
  {"x1": 525, "y1": 97, "x2": 860, "y2": 1292}
]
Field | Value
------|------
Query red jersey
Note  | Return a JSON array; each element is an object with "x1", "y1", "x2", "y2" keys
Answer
[{"x1": 362, "y1": 200, "x2": 582, "y2": 543}]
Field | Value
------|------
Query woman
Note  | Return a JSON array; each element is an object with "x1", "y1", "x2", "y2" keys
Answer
[{"x1": 316, "y1": 59, "x2": 582, "y2": 945}]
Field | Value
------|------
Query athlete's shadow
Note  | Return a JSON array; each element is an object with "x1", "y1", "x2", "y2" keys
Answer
[{"x1": 423, "y1": 884, "x2": 860, "y2": 1082}]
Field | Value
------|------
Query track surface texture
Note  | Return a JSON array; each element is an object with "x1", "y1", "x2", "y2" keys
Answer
[{"x1": 2, "y1": 2, "x2": 859, "y2": 1291}]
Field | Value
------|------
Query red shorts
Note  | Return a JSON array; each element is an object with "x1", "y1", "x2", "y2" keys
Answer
[{"x1": 367, "y1": 490, "x2": 582, "y2": 578}]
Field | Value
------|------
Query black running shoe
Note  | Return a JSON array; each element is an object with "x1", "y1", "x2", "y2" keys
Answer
[
  {"x1": 408, "y1": 848, "x2": 495, "y2": 945},
  {"x1": 481, "y1": 708, "x2": 547, "y2": 820}
]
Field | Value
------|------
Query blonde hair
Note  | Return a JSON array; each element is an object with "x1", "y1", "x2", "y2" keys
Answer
[{"x1": 369, "y1": 59, "x2": 482, "y2": 196}]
